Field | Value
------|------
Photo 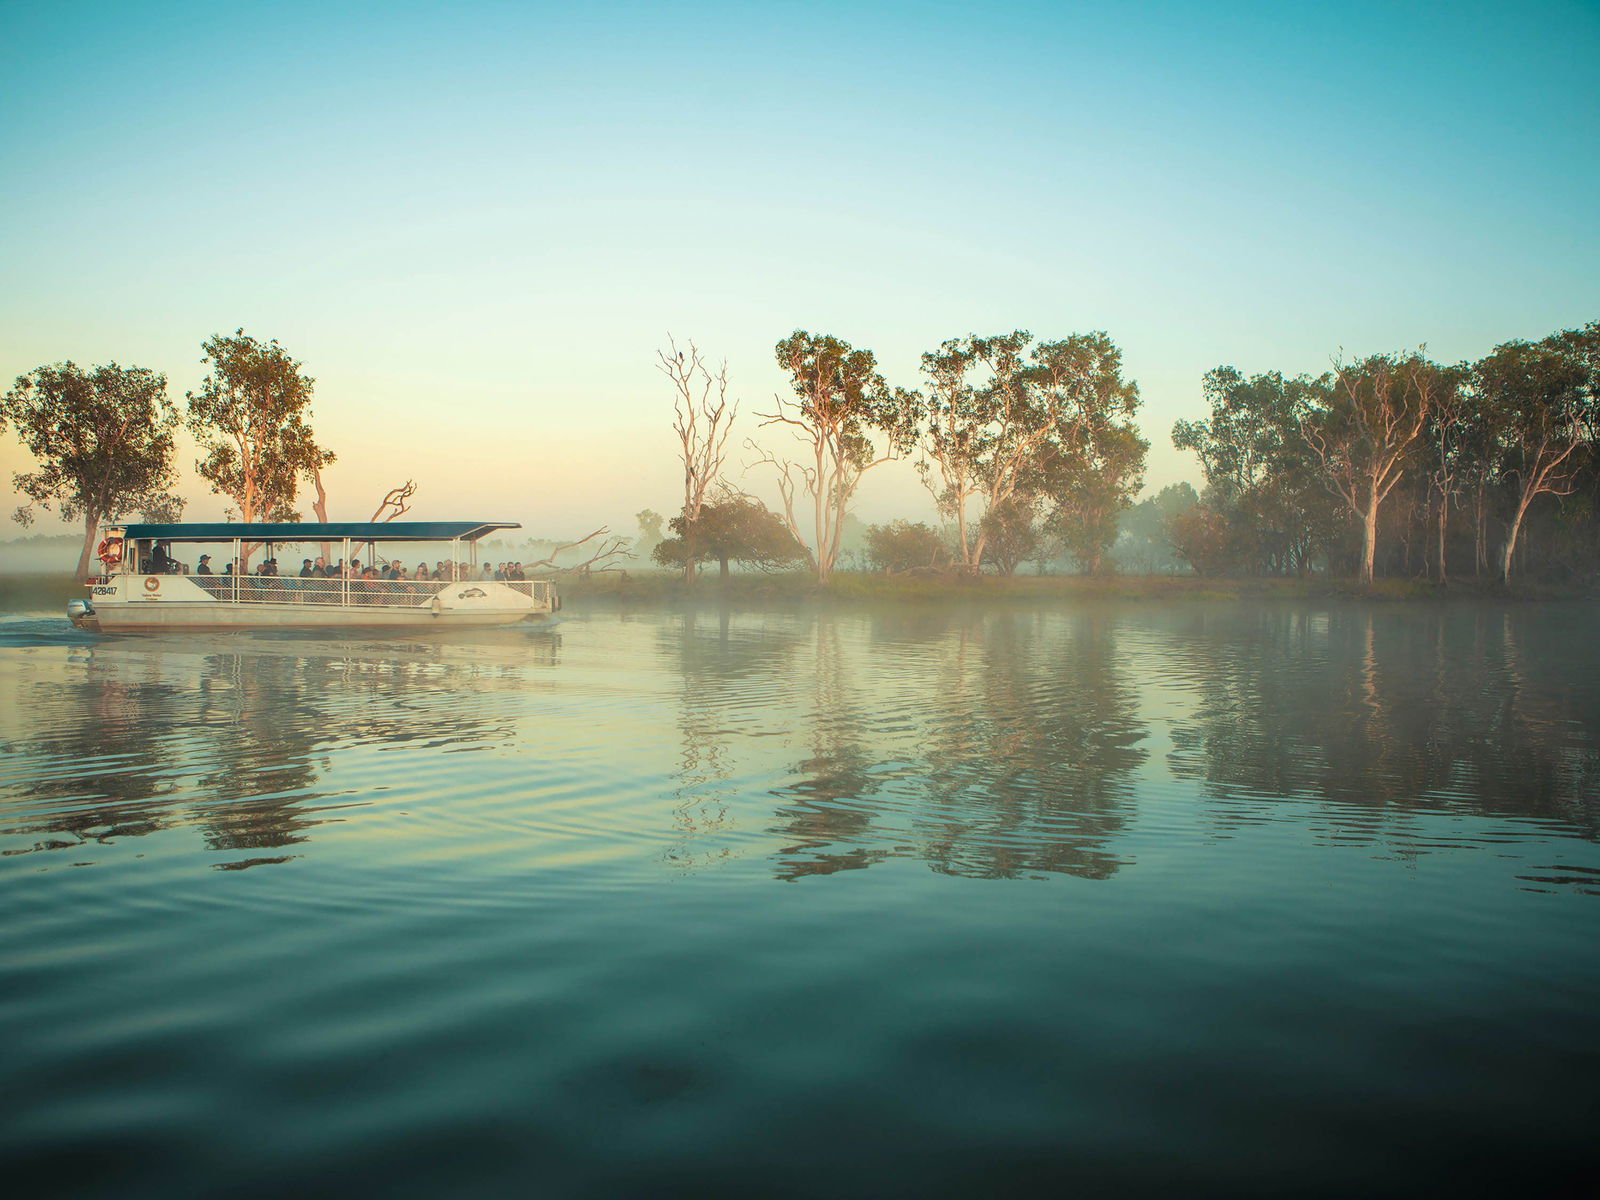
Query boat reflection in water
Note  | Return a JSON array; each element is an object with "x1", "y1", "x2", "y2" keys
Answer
[{"x1": 0, "y1": 629, "x2": 558, "y2": 870}]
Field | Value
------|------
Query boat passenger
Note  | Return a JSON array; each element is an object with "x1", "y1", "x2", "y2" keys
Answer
[
  {"x1": 197, "y1": 555, "x2": 213, "y2": 575},
  {"x1": 300, "y1": 559, "x2": 316, "y2": 577}
]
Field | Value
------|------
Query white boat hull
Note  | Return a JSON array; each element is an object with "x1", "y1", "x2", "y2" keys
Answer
[
  {"x1": 71, "y1": 573, "x2": 557, "y2": 634},
  {"x1": 79, "y1": 604, "x2": 552, "y2": 632}
]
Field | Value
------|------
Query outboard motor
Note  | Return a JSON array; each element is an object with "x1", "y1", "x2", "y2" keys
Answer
[{"x1": 66, "y1": 599, "x2": 95, "y2": 630}]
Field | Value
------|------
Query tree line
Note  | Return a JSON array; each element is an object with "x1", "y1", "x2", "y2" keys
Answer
[
  {"x1": 657, "y1": 322, "x2": 1598, "y2": 587},
  {"x1": 8, "y1": 319, "x2": 1596, "y2": 587},
  {"x1": 1171, "y1": 322, "x2": 1598, "y2": 585},
  {"x1": 653, "y1": 329, "x2": 1148, "y2": 584}
]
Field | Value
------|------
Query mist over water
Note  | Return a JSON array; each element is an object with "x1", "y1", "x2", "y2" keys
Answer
[{"x1": 2, "y1": 598, "x2": 1597, "y2": 1194}]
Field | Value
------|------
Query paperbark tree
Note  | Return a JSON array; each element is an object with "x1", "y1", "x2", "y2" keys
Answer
[
  {"x1": 185, "y1": 329, "x2": 334, "y2": 525},
  {"x1": 1300, "y1": 353, "x2": 1432, "y2": 584},
  {"x1": 756, "y1": 331, "x2": 911, "y2": 584},
  {"x1": 659, "y1": 337, "x2": 737, "y2": 582},
  {"x1": 3, "y1": 361, "x2": 184, "y2": 577}
]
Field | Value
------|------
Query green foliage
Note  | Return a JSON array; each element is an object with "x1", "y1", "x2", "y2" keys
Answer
[
  {"x1": 865, "y1": 519, "x2": 948, "y2": 574},
  {"x1": 1166, "y1": 503, "x2": 1242, "y2": 576},
  {"x1": 1040, "y1": 420, "x2": 1148, "y2": 574},
  {"x1": 763, "y1": 331, "x2": 916, "y2": 582},
  {"x1": 1113, "y1": 483, "x2": 1198, "y2": 573},
  {"x1": 634, "y1": 509, "x2": 666, "y2": 560},
  {"x1": 1472, "y1": 322, "x2": 1598, "y2": 581},
  {"x1": 652, "y1": 493, "x2": 806, "y2": 577},
  {"x1": 773, "y1": 331, "x2": 911, "y2": 464},
  {"x1": 910, "y1": 329, "x2": 1145, "y2": 571},
  {"x1": 185, "y1": 329, "x2": 333, "y2": 523},
  {"x1": 2, "y1": 361, "x2": 184, "y2": 574},
  {"x1": 1173, "y1": 367, "x2": 1337, "y2": 575},
  {"x1": 977, "y1": 499, "x2": 1040, "y2": 575}
]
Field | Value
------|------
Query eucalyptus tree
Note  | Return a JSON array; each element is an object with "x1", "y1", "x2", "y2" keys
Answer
[
  {"x1": 913, "y1": 330, "x2": 1141, "y2": 573},
  {"x1": 913, "y1": 331, "x2": 1033, "y2": 571},
  {"x1": 1474, "y1": 322, "x2": 1598, "y2": 584},
  {"x1": 185, "y1": 330, "x2": 334, "y2": 524},
  {"x1": 1415, "y1": 362, "x2": 1470, "y2": 583},
  {"x1": 1040, "y1": 420, "x2": 1148, "y2": 574},
  {"x1": 756, "y1": 331, "x2": 912, "y2": 584},
  {"x1": 1174, "y1": 367, "x2": 1334, "y2": 575},
  {"x1": 2, "y1": 361, "x2": 184, "y2": 577},
  {"x1": 1300, "y1": 353, "x2": 1433, "y2": 584}
]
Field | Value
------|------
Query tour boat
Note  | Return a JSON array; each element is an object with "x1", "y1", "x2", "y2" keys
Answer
[{"x1": 67, "y1": 521, "x2": 559, "y2": 633}]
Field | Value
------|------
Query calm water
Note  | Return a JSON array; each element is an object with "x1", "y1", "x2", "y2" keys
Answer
[{"x1": 2, "y1": 598, "x2": 1597, "y2": 1196}]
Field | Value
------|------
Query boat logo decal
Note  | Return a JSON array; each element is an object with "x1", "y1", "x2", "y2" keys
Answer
[
  {"x1": 458, "y1": 587, "x2": 487, "y2": 599},
  {"x1": 143, "y1": 577, "x2": 160, "y2": 592}
]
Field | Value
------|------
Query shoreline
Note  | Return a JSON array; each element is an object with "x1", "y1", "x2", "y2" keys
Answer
[
  {"x1": 4, "y1": 571, "x2": 1594, "y2": 617},
  {"x1": 557, "y1": 571, "x2": 1597, "y2": 608}
]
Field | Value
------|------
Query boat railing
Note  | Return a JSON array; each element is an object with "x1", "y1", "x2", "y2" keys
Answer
[{"x1": 173, "y1": 576, "x2": 554, "y2": 607}]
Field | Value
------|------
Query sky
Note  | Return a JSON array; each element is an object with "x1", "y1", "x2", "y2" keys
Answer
[{"x1": 2, "y1": 0, "x2": 1597, "y2": 543}]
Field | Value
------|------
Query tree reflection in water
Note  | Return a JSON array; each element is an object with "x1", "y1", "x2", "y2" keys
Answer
[
  {"x1": 0, "y1": 635, "x2": 537, "y2": 869},
  {"x1": 1164, "y1": 605, "x2": 1600, "y2": 853},
  {"x1": 770, "y1": 608, "x2": 1148, "y2": 882},
  {"x1": 657, "y1": 610, "x2": 805, "y2": 872}
]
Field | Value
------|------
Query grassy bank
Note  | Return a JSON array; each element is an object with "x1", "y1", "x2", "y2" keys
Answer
[
  {"x1": 0, "y1": 574, "x2": 80, "y2": 613},
  {"x1": 555, "y1": 570, "x2": 1598, "y2": 609},
  {"x1": 2, "y1": 570, "x2": 1590, "y2": 618}
]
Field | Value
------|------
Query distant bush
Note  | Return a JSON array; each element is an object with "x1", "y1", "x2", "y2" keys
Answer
[{"x1": 865, "y1": 520, "x2": 947, "y2": 574}]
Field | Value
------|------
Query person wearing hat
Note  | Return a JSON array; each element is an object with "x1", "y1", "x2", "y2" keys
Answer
[{"x1": 197, "y1": 554, "x2": 213, "y2": 575}]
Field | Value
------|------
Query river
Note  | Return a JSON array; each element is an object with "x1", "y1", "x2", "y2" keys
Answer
[{"x1": 1, "y1": 598, "x2": 1597, "y2": 1195}]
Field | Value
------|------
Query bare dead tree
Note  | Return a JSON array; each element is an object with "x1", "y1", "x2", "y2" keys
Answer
[
  {"x1": 309, "y1": 463, "x2": 333, "y2": 560},
  {"x1": 524, "y1": 526, "x2": 635, "y2": 576},
  {"x1": 370, "y1": 480, "x2": 417, "y2": 523},
  {"x1": 658, "y1": 336, "x2": 737, "y2": 580},
  {"x1": 744, "y1": 439, "x2": 817, "y2": 574}
]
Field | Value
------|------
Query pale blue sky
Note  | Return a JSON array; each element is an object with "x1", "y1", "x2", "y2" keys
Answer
[{"x1": 2, "y1": 0, "x2": 1596, "y2": 537}]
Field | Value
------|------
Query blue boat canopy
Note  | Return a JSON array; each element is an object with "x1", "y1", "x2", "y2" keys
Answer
[{"x1": 113, "y1": 521, "x2": 522, "y2": 543}]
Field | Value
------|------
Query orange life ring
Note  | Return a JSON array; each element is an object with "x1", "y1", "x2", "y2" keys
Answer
[{"x1": 97, "y1": 536, "x2": 124, "y2": 565}]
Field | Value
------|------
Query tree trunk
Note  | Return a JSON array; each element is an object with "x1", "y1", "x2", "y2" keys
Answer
[
  {"x1": 719, "y1": 554, "x2": 730, "y2": 581},
  {"x1": 77, "y1": 511, "x2": 100, "y2": 580},
  {"x1": 1474, "y1": 483, "x2": 1488, "y2": 577},
  {"x1": 310, "y1": 465, "x2": 332, "y2": 561},
  {"x1": 1359, "y1": 483, "x2": 1379, "y2": 585},
  {"x1": 1437, "y1": 493, "x2": 1449, "y2": 586},
  {"x1": 1500, "y1": 493, "x2": 1533, "y2": 585}
]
